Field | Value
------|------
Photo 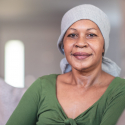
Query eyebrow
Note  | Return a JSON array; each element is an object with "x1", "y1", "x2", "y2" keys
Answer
[
  {"x1": 87, "y1": 28, "x2": 97, "y2": 31},
  {"x1": 69, "y1": 28, "x2": 77, "y2": 31}
]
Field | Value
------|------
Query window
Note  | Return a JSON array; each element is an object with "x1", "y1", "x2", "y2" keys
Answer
[{"x1": 5, "y1": 40, "x2": 25, "y2": 88}]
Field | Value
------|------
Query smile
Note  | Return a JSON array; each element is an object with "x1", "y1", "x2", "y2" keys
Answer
[{"x1": 72, "y1": 52, "x2": 92, "y2": 60}]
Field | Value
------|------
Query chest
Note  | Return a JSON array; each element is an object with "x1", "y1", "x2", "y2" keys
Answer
[{"x1": 56, "y1": 84, "x2": 107, "y2": 119}]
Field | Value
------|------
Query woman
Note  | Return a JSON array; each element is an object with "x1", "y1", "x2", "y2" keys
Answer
[{"x1": 6, "y1": 4, "x2": 125, "y2": 125}]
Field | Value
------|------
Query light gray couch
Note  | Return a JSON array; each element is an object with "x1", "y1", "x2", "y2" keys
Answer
[{"x1": 0, "y1": 78, "x2": 27, "y2": 125}]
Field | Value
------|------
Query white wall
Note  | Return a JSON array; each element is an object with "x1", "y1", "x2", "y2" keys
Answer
[{"x1": 0, "y1": 21, "x2": 64, "y2": 85}]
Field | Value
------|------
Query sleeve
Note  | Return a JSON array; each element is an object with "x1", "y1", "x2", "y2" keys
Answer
[
  {"x1": 100, "y1": 89, "x2": 125, "y2": 125},
  {"x1": 6, "y1": 78, "x2": 42, "y2": 125}
]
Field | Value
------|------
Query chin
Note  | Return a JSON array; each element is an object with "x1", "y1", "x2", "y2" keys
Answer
[
  {"x1": 72, "y1": 64, "x2": 91, "y2": 72},
  {"x1": 71, "y1": 60, "x2": 98, "y2": 72}
]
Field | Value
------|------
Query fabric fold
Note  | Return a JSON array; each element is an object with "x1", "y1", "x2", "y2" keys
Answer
[{"x1": 64, "y1": 118, "x2": 77, "y2": 125}]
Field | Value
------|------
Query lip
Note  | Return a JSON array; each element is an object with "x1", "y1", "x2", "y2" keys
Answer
[{"x1": 72, "y1": 52, "x2": 92, "y2": 60}]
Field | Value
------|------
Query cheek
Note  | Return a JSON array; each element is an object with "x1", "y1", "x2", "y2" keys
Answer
[
  {"x1": 89, "y1": 40, "x2": 104, "y2": 55},
  {"x1": 63, "y1": 40, "x2": 74, "y2": 54}
]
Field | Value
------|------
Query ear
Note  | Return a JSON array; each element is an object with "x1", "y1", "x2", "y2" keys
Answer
[
  {"x1": 102, "y1": 45, "x2": 105, "y2": 56},
  {"x1": 102, "y1": 48, "x2": 104, "y2": 53}
]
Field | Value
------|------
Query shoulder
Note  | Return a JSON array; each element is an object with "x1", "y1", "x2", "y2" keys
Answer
[
  {"x1": 107, "y1": 77, "x2": 125, "y2": 101},
  {"x1": 27, "y1": 74, "x2": 59, "y2": 91},
  {"x1": 30, "y1": 74, "x2": 59, "y2": 85},
  {"x1": 39, "y1": 74, "x2": 59, "y2": 81},
  {"x1": 111, "y1": 77, "x2": 125, "y2": 90},
  {"x1": 34, "y1": 74, "x2": 59, "y2": 88},
  {"x1": 23, "y1": 74, "x2": 59, "y2": 99}
]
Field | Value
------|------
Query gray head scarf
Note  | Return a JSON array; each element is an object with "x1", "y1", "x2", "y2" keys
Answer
[{"x1": 57, "y1": 4, "x2": 121, "y2": 77}]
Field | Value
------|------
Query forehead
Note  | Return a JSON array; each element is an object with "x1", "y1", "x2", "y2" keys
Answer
[{"x1": 68, "y1": 19, "x2": 100, "y2": 30}]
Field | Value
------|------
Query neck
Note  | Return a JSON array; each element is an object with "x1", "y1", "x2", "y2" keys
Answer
[{"x1": 69, "y1": 65, "x2": 105, "y2": 88}]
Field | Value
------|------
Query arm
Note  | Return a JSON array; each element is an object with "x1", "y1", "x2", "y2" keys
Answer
[
  {"x1": 100, "y1": 91, "x2": 125, "y2": 125},
  {"x1": 6, "y1": 78, "x2": 42, "y2": 125}
]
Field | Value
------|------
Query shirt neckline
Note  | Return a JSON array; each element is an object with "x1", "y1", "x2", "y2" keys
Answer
[{"x1": 53, "y1": 74, "x2": 118, "y2": 120}]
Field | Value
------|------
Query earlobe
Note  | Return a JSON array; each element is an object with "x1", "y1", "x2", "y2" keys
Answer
[
  {"x1": 103, "y1": 48, "x2": 104, "y2": 53},
  {"x1": 102, "y1": 44, "x2": 105, "y2": 52},
  {"x1": 102, "y1": 46, "x2": 105, "y2": 56},
  {"x1": 102, "y1": 49, "x2": 105, "y2": 56}
]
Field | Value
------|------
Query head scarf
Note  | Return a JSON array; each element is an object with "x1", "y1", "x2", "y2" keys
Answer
[{"x1": 57, "y1": 4, "x2": 121, "y2": 77}]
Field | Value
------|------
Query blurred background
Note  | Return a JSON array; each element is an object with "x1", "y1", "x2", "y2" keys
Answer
[{"x1": 0, "y1": 0, "x2": 125, "y2": 88}]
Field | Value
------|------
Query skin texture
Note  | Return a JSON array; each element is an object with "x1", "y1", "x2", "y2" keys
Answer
[
  {"x1": 64, "y1": 20, "x2": 104, "y2": 74},
  {"x1": 56, "y1": 19, "x2": 114, "y2": 119}
]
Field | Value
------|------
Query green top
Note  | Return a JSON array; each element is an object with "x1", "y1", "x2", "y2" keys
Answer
[{"x1": 6, "y1": 74, "x2": 125, "y2": 125}]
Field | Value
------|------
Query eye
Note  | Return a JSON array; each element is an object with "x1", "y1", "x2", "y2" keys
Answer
[
  {"x1": 67, "y1": 33, "x2": 78, "y2": 38},
  {"x1": 87, "y1": 33, "x2": 97, "y2": 38}
]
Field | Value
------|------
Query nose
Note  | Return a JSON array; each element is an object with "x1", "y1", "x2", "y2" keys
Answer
[{"x1": 74, "y1": 37, "x2": 88, "y2": 48}]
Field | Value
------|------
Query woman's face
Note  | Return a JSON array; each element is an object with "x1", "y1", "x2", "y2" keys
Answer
[{"x1": 63, "y1": 19, "x2": 104, "y2": 71}]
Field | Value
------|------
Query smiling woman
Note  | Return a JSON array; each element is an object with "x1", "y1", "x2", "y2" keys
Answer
[
  {"x1": 63, "y1": 20, "x2": 104, "y2": 72},
  {"x1": 6, "y1": 4, "x2": 125, "y2": 125}
]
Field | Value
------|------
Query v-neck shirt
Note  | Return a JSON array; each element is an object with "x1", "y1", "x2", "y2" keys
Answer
[{"x1": 6, "y1": 74, "x2": 125, "y2": 125}]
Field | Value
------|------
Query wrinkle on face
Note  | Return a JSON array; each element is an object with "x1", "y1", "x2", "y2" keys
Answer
[{"x1": 63, "y1": 20, "x2": 104, "y2": 87}]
